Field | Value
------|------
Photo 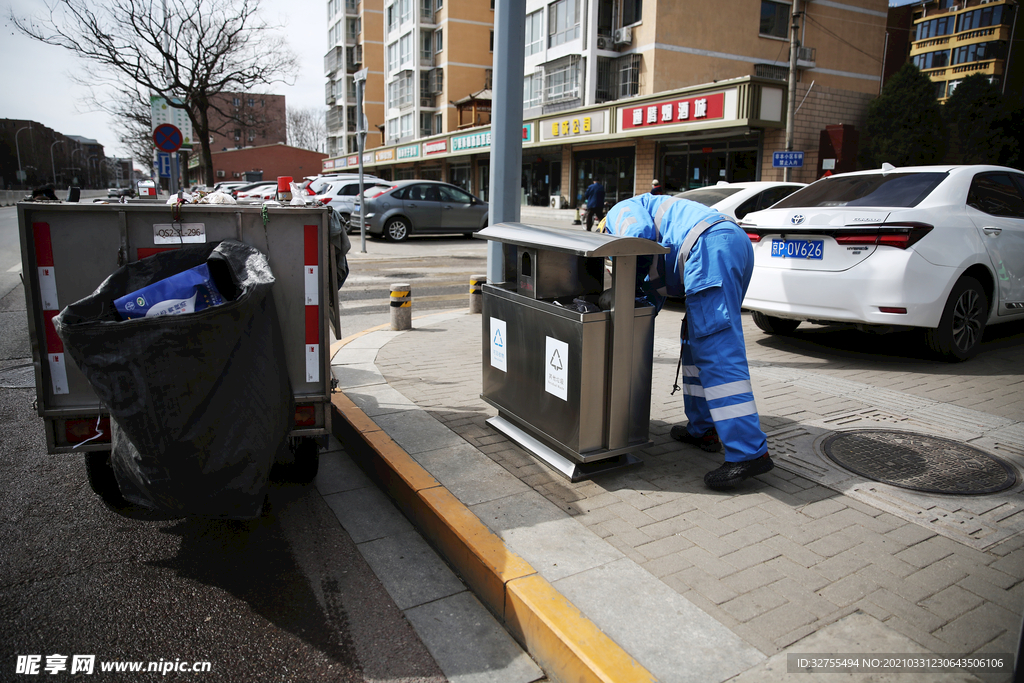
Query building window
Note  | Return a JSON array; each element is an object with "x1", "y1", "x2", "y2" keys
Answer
[
  {"x1": 523, "y1": 71, "x2": 543, "y2": 107},
  {"x1": 760, "y1": 0, "x2": 790, "y2": 39},
  {"x1": 916, "y1": 15, "x2": 955, "y2": 41},
  {"x1": 544, "y1": 56, "x2": 580, "y2": 102},
  {"x1": 621, "y1": 0, "x2": 642, "y2": 26},
  {"x1": 490, "y1": 30, "x2": 494, "y2": 52},
  {"x1": 421, "y1": 30, "x2": 433, "y2": 61},
  {"x1": 525, "y1": 10, "x2": 543, "y2": 56},
  {"x1": 400, "y1": 113, "x2": 413, "y2": 139},
  {"x1": 548, "y1": 0, "x2": 579, "y2": 48},
  {"x1": 347, "y1": 17, "x2": 361, "y2": 41},
  {"x1": 387, "y1": 42, "x2": 398, "y2": 72},
  {"x1": 400, "y1": 33, "x2": 412, "y2": 67},
  {"x1": 388, "y1": 71, "x2": 413, "y2": 109},
  {"x1": 232, "y1": 97, "x2": 241, "y2": 106},
  {"x1": 247, "y1": 98, "x2": 255, "y2": 107},
  {"x1": 420, "y1": 112, "x2": 433, "y2": 137},
  {"x1": 434, "y1": 28, "x2": 443, "y2": 52},
  {"x1": 435, "y1": 0, "x2": 442, "y2": 9},
  {"x1": 912, "y1": 48, "x2": 949, "y2": 70},
  {"x1": 399, "y1": 0, "x2": 411, "y2": 24},
  {"x1": 952, "y1": 40, "x2": 1006, "y2": 65},
  {"x1": 617, "y1": 53, "x2": 641, "y2": 98},
  {"x1": 387, "y1": 3, "x2": 397, "y2": 33},
  {"x1": 234, "y1": 129, "x2": 241, "y2": 140},
  {"x1": 958, "y1": 6, "x2": 1008, "y2": 32}
]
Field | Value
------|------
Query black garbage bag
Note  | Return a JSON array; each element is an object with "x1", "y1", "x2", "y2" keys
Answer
[{"x1": 54, "y1": 240, "x2": 294, "y2": 519}]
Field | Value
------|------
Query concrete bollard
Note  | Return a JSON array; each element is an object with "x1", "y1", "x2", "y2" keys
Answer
[
  {"x1": 469, "y1": 274, "x2": 486, "y2": 314},
  {"x1": 390, "y1": 282, "x2": 411, "y2": 330}
]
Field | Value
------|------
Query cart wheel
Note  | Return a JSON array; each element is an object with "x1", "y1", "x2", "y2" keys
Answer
[
  {"x1": 84, "y1": 451, "x2": 164, "y2": 518},
  {"x1": 271, "y1": 437, "x2": 321, "y2": 484}
]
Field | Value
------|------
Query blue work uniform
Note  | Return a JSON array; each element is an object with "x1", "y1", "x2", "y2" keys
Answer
[{"x1": 606, "y1": 195, "x2": 768, "y2": 464}]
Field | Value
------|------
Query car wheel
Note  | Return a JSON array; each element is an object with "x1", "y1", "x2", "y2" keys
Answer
[
  {"x1": 340, "y1": 213, "x2": 352, "y2": 233},
  {"x1": 385, "y1": 218, "x2": 409, "y2": 242},
  {"x1": 925, "y1": 276, "x2": 987, "y2": 362},
  {"x1": 751, "y1": 311, "x2": 801, "y2": 335}
]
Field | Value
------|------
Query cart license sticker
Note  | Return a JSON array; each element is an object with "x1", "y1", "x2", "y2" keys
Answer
[
  {"x1": 304, "y1": 265, "x2": 319, "y2": 305},
  {"x1": 153, "y1": 223, "x2": 206, "y2": 244},
  {"x1": 545, "y1": 337, "x2": 569, "y2": 401},
  {"x1": 490, "y1": 318, "x2": 507, "y2": 372},
  {"x1": 306, "y1": 344, "x2": 319, "y2": 382},
  {"x1": 37, "y1": 267, "x2": 58, "y2": 311},
  {"x1": 48, "y1": 353, "x2": 68, "y2": 395}
]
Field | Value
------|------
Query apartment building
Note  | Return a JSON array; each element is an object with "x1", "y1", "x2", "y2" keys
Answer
[
  {"x1": 907, "y1": 0, "x2": 1021, "y2": 102},
  {"x1": 323, "y1": 0, "x2": 889, "y2": 205},
  {"x1": 204, "y1": 93, "x2": 287, "y2": 152}
]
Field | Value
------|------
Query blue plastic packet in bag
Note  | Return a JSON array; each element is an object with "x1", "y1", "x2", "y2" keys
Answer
[{"x1": 114, "y1": 263, "x2": 225, "y2": 320}]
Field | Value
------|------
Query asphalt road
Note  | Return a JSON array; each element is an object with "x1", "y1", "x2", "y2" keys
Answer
[{"x1": 0, "y1": 203, "x2": 446, "y2": 682}]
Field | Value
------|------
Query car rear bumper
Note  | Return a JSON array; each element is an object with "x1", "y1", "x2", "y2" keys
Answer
[{"x1": 743, "y1": 248, "x2": 955, "y2": 328}]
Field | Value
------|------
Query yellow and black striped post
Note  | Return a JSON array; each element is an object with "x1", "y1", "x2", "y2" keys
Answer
[
  {"x1": 390, "y1": 282, "x2": 412, "y2": 330},
  {"x1": 469, "y1": 274, "x2": 486, "y2": 314}
]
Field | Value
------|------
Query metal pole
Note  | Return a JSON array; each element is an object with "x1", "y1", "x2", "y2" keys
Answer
[
  {"x1": 487, "y1": 0, "x2": 527, "y2": 284},
  {"x1": 15, "y1": 125, "x2": 31, "y2": 185},
  {"x1": 50, "y1": 140, "x2": 62, "y2": 186},
  {"x1": 785, "y1": 0, "x2": 800, "y2": 183},
  {"x1": 355, "y1": 69, "x2": 368, "y2": 253}
]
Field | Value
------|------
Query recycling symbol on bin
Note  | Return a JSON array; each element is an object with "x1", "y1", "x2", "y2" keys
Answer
[
  {"x1": 493, "y1": 329, "x2": 503, "y2": 347},
  {"x1": 549, "y1": 349, "x2": 563, "y2": 372}
]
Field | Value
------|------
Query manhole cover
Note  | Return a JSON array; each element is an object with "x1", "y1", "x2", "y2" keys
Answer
[
  {"x1": 0, "y1": 364, "x2": 35, "y2": 389},
  {"x1": 821, "y1": 430, "x2": 1017, "y2": 495}
]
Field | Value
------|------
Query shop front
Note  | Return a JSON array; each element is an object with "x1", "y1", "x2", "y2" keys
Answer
[{"x1": 659, "y1": 134, "x2": 762, "y2": 194}]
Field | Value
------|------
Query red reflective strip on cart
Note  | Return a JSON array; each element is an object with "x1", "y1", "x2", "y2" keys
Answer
[
  {"x1": 304, "y1": 225, "x2": 320, "y2": 382},
  {"x1": 34, "y1": 223, "x2": 69, "y2": 395},
  {"x1": 138, "y1": 247, "x2": 177, "y2": 260}
]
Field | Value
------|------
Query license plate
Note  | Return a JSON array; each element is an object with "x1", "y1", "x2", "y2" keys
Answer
[{"x1": 771, "y1": 239, "x2": 823, "y2": 260}]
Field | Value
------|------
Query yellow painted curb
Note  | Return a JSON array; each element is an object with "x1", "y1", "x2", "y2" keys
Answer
[
  {"x1": 329, "y1": 308, "x2": 470, "y2": 358},
  {"x1": 329, "y1": 390, "x2": 660, "y2": 683}
]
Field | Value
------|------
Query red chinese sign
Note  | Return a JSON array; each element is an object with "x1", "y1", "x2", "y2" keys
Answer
[{"x1": 620, "y1": 93, "x2": 725, "y2": 130}]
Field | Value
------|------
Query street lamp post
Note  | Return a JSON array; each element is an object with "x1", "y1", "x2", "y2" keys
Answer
[
  {"x1": 50, "y1": 140, "x2": 63, "y2": 186},
  {"x1": 71, "y1": 147, "x2": 85, "y2": 185},
  {"x1": 15, "y1": 125, "x2": 31, "y2": 187},
  {"x1": 89, "y1": 155, "x2": 98, "y2": 188}
]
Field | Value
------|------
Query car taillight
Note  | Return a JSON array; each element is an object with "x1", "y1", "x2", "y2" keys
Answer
[
  {"x1": 294, "y1": 404, "x2": 316, "y2": 427},
  {"x1": 835, "y1": 222, "x2": 933, "y2": 250},
  {"x1": 745, "y1": 231, "x2": 762, "y2": 243},
  {"x1": 65, "y1": 417, "x2": 111, "y2": 445},
  {"x1": 320, "y1": 197, "x2": 332, "y2": 204}
]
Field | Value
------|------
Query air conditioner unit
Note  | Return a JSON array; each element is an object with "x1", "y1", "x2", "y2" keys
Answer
[
  {"x1": 597, "y1": 36, "x2": 610, "y2": 50},
  {"x1": 216, "y1": 170, "x2": 226, "y2": 178},
  {"x1": 613, "y1": 26, "x2": 632, "y2": 46},
  {"x1": 550, "y1": 195, "x2": 564, "y2": 209}
]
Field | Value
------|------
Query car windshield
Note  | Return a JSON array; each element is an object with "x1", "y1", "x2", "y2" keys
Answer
[
  {"x1": 772, "y1": 172, "x2": 947, "y2": 209},
  {"x1": 675, "y1": 187, "x2": 745, "y2": 206}
]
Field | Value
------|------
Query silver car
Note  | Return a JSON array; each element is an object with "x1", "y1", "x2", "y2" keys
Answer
[
  {"x1": 313, "y1": 177, "x2": 390, "y2": 232},
  {"x1": 351, "y1": 180, "x2": 489, "y2": 241}
]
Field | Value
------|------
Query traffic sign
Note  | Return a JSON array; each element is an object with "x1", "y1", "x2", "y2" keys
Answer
[
  {"x1": 773, "y1": 151, "x2": 804, "y2": 168},
  {"x1": 156, "y1": 152, "x2": 172, "y2": 178},
  {"x1": 153, "y1": 124, "x2": 183, "y2": 153}
]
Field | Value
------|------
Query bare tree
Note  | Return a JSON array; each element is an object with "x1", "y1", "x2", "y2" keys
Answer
[
  {"x1": 287, "y1": 107, "x2": 327, "y2": 153},
  {"x1": 11, "y1": 0, "x2": 298, "y2": 185}
]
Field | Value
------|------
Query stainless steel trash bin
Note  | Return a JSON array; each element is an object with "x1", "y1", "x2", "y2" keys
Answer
[{"x1": 477, "y1": 223, "x2": 668, "y2": 481}]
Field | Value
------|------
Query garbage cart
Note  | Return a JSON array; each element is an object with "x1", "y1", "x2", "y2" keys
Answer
[
  {"x1": 18, "y1": 200, "x2": 341, "y2": 514},
  {"x1": 477, "y1": 223, "x2": 668, "y2": 482}
]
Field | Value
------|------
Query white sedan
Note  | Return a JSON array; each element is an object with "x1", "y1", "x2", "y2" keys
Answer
[
  {"x1": 674, "y1": 181, "x2": 805, "y2": 220},
  {"x1": 740, "y1": 164, "x2": 1024, "y2": 361}
]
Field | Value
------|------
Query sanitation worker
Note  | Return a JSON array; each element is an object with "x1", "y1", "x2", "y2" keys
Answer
[{"x1": 605, "y1": 194, "x2": 773, "y2": 490}]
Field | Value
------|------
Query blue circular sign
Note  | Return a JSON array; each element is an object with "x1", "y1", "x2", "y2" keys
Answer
[{"x1": 153, "y1": 124, "x2": 183, "y2": 153}]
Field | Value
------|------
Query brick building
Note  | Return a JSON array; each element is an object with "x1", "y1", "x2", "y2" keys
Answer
[
  {"x1": 187, "y1": 142, "x2": 326, "y2": 185},
  {"x1": 205, "y1": 93, "x2": 287, "y2": 152}
]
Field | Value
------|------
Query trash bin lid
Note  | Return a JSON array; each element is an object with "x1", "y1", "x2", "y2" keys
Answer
[{"x1": 476, "y1": 222, "x2": 668, "y2": 258}]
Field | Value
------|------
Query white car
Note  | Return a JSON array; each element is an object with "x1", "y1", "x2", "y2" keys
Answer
[
  {"x1": 313, "y1": 176, "x2": 388, "y2": 231},
  {"x1": 674, "y1": 181, "x2": 805, "y2": 220},
  {"x1": 740, "y1": 164, "x2": 1024, "y2": 361}
]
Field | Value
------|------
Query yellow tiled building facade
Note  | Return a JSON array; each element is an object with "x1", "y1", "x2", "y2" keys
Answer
[{"x1": 323, "y1": 0, "x2": 890, "y2": 205}]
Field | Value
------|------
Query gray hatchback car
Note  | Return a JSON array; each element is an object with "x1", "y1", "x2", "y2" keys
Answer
[{"x1": 351, "y1": 180, "x2": 489, "y2": 241}]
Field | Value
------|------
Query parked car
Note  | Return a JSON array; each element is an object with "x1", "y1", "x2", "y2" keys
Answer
[
  {"x1": 213, "y1": 181, "x2": 247, "y2": 193},
  {"x1": 673, "y1": 181, "x2": 805, "y2": 220},
  {"x1": 350, "y1": 180, "x2": 488, "y2": 241},
  {"x1": 739, "y1": 164, "x2": 1024, "y2": 361},
  {"x1": 313, "y1": 178, "x2": 392, "y2": 231},
  {"x1": 304, "y1": 173, "x2": 384, "y2": 198},
  {"x1": 232, "y1": 181, "x2": 277, "y2": 200},
  {"x1": 106, "y1": 186, "x2": 135, "y2": 198}
]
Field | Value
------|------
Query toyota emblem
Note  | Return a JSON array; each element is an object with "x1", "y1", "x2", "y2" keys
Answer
[{"x1": 790, "y1": 214, "x2": 805, "y2": 225}]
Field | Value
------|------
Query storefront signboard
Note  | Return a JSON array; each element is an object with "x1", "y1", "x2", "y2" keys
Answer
[
  {"x1": 619, "y1": 92, "x2": 727, "y2": 131},
  {"x1": 375, "y1": 149, "x2": 395, "y2": 163},
  {"x1": 540, "y1": 110, "x2": 608, "y2": 142},
  {"x1": 397, "y1": 144, "x2": 420, "y2": 160},
  {"x1": 424, "y1": 139, "x2": 448, "y2": 155},
  {"x1": 452, "y1": 130, "x2": 492, "y2": 153}
]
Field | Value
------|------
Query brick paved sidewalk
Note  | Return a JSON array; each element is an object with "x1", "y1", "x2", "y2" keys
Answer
[{"x1": 370, "y1": 308, "x2": 1023, "y2": 682}]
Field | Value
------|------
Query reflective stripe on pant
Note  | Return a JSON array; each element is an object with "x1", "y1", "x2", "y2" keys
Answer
[{"x1": 680, "y1": 226, "x2": 768, "y2": 463}]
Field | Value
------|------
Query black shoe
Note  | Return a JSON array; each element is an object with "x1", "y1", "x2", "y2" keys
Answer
[
  {"x1": 704, "y1": 454, "x2": 774, "y2": 490},
  {"x1": 670, "y1": 425, "x2": 721, "y2": 453}
]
